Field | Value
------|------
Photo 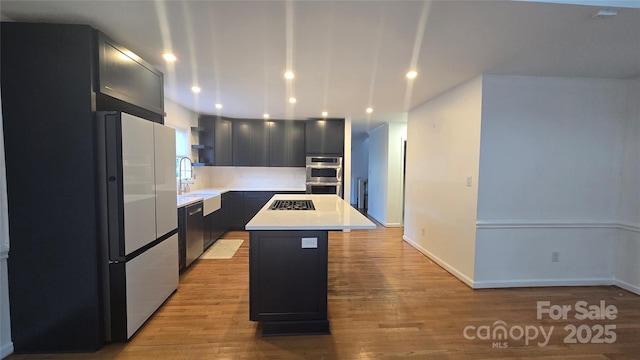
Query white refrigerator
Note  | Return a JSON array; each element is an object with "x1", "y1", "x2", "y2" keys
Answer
[{"x1": 97, "y1": 111, "x2": 179, "y2": 341}]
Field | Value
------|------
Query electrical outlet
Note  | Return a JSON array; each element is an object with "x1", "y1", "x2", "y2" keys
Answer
[
  {"x1": 301, "y1": 237, "x2": 317, "y2": 249},
  {"x1": 421, "y1": 228, "x2": 426, "y2": 236},
  {"x1": 552, "y1": 251, "x2": 560, "y2": 263}
]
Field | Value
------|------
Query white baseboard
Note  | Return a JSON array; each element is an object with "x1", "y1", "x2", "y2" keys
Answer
[
  {"x1": 385, "y1": 223, "x2": 403, "y2": 228},
  {"x1": 366, "y1": 214, "x2": 402, "y2": 228},
  {"x1": 476, "y1": 220, "x2": 640, "y2": 233},
  {"x1": 0, "y1": 342, "x2": 13, "y2": 359},
  {"x1": 614, "y1": 278, "x2": 640, "y2": 296},
  {"x1": 473, "y1": 278, "x2": 615, "y2": 289},
  {"x1": 402, "y1": 234, "x2": 632, "y2": 292},
  {"x1": 402, "y1": 235, "x2": 474, "y2": 288}
]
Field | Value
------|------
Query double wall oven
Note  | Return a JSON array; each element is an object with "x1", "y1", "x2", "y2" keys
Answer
[{"x1": 306, "y1": 156, "x2": 342, "y2": 196}]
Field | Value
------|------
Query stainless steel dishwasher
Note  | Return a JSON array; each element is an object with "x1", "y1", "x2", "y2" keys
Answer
[{"x1": 182, "y1": 201, "x2": 204, "y2": 268}]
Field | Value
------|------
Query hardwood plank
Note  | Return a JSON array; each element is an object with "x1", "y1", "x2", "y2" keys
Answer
[{"x1": 7, "y1": 227, "x2": 640, "y2": 359}]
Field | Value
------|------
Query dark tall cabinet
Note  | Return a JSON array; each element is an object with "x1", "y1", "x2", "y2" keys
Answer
[{"x1": 1, "y1": 22, "x2": 164, "y2": 352}]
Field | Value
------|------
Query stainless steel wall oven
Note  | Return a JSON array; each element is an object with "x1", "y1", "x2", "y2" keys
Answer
[{"x1": 305, "y1": 156, "x2": 343, "y2": 196}]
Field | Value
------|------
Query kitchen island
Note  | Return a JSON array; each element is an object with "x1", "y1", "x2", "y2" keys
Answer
[{"x1": 245, "y1": 194, "x2": 376, "y2": 336}]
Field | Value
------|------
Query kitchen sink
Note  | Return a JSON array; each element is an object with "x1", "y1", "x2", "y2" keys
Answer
[{"x1": 184, "y1": 192, "x2": 221, "y2": 215}]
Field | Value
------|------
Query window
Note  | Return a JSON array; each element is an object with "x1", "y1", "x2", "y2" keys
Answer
[
  {"x1": 175, "y1": 127, "x2": 189, "y2": 157},
  {"x1": 174, "y1": 127, "x2": 192, "y2": 179}
]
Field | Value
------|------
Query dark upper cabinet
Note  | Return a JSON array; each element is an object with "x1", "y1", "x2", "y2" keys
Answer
[
  {"x1": 194, "y1": 117, "x2": 215, "y2": 166},
  {"x1": 305, "y1": 119, "x2": 344, "y2": 156},
  {"x1": 195, "y1": 116, "x2": 232, "y2": 166},
  {"x1": 233, "y1": 120, "x2": 269, "y2": 166},
  {"x1": 269, "y1": 121, "x2": 305, "y2": 167},
  {"x1": 97, "y1": 33, "x2": 164, "y2": 120},
  {"x1": 194, "y1": 116, "x2": 309, "y2": 167},
  {"x1": 214, "y1": 117, "x2": 233, "y2": 166}
]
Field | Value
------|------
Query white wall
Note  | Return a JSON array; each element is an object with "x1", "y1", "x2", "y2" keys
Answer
[
  {"x1": 367, "y1": 121, "x2": 407, "y2": 226},
  {"x1": 474, "y1": 75, "x2": 628, "y2": 288},
  {"x1": 615, "y1": 78, "x2": 640, "y2": 294},
  {"x1": 351, "y1": 134, "x2": 369, "y2": 205},
  {"x1": 403, "y1": 76, "x2": 483, "y2": 286},
  {"x1": 164, "y1": 98, "x2": 198, "y2": 144},
  {"x1": 385, "y1": 122, "x2": 407, "y2": 226},
  {"x1": 367, "y1": 124, "x2": 388, "y2": 224},
  {"x1": 0, "y1": 94, "x2": 14, "y2": 358},
  {"x1": 195, "y1": 166, "x2": 305, "y2": 190},
  {"x1": 343, "y1": 118, "x2": 352, "y2": 203}
]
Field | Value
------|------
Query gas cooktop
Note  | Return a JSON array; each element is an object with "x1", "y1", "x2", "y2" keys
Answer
[{"x1": 268, "y1": 200, "x2": 315, "y2": 211}]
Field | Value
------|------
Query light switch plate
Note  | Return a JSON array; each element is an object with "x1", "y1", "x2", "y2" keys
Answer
[{"x1": 301, "y1": 237, "x2": 318, "y2": 249}]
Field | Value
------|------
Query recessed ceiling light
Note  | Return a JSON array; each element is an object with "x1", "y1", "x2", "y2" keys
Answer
[
  {"x1": 191, "y1": 86, "x2": 201, "y2": 94},
  {"x1": 162, "y1": 53, "x2": 177, "y2": 62},
  {"x1": 215, "y1": 103, "x2": 222, "y2": 109},
  {"x1": 406, "y1": 71, "x2": 418, "y2": 79},
  {"x1": 289, "y1": 97, "x2": 297, "y2": 104},
  {"x1": 321, "y1": 111, "x2": 328, "y2": 117},
  {"x1": 263, "y1": 113, "x2": 270, "y2": 119},
  {"x1": 284, "y1": 71, "x2": 295, "y2": 79},
  {"x1": 366, "y1": 107, "x2": 373, "y2": 114}
]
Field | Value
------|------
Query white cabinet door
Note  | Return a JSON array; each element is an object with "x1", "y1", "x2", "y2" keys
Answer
[
  {"x1": 153, "y1": 123, "x2": 178, "y2": 237},
  {"x1": 121, "y1": 113, "x2": 156, "y2": 255},
  {"x1": 124, "y1": 234, "x2": 178, "y2": 338}
]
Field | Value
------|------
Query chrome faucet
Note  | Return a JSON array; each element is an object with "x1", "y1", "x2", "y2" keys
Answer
[{"x1": 178, "y1": 156, "x2": 193, "y2": 195}]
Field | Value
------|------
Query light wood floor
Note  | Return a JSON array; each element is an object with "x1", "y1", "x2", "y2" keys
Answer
[{"x1": 9, "y1": 226, "x2": 640, "y2": 359}]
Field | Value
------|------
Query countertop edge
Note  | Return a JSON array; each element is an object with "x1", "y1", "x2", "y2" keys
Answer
[
  {"x1": 244, "y1": 194, "x2": 377, "y2": 230},
  {"x1": 177, "y1": 187, "x2": 307, "y2": 208},
  {"x1": 245, "y1": 225, "x2": 377, "y2": 231}
]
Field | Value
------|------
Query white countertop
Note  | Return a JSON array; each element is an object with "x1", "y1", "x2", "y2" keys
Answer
[
  {"x1": 245, "y1": 194, "x2": 377, "y2": 231},
  {"x1": 176, "y1": 187, "x2": 306, "y2": 208}
]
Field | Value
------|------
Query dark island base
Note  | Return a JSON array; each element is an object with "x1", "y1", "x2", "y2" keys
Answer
[
  {"x1": 262, "y1": 320, "x2": 331, "y2": 337},
  {"x1": 249, "y1": 230, "x2": 329, "y2": 337}
]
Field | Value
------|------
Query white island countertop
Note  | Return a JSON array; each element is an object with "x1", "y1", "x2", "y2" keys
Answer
[{"x1": 245, "y1": 194, "x2": 376, "y2": 231}]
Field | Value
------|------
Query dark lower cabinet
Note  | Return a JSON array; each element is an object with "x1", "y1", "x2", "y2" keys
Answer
[
  {"x1": 178, "y1": 208, "x2": 186, "y2": 271},
  {"x1": 224, "y1": 191, "x2": 307, "y2": 231},
  {"x1": 243, "y1": 191, "x2": 276, "y2": 225},
  {"x1": 204, "y1": 213, "x2": 215, "y2": 250},
  {"x1": 227, "y1": 191, "x2": 246, "y2": 230},
  {"x1": 249, "y1": 230, "x2": 329, "y2": 335},
  {"x1": 205, "y1": 207, "x2": 227, "y2": 251}
]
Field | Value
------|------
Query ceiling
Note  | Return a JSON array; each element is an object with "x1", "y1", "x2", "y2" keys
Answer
[{"x1": 1, "y1": 1, "x2": 639, "y2": 134}]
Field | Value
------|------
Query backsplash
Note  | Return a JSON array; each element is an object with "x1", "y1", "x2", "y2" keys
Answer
[{"x1": 192, "y1": 167, "x2": 306, "y2": 190}]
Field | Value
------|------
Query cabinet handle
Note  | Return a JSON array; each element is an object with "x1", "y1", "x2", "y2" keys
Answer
[{"x1": 189, "y1": 208, "x2": 202, "y2": 216}]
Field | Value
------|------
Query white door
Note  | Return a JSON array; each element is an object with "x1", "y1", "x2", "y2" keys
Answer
[
  {"x1": 121, "y1": 113, "x2": 156, "y2": 255},
  {"x1": 153, "y1": 123, "x2": 178, "y2": 237}
]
